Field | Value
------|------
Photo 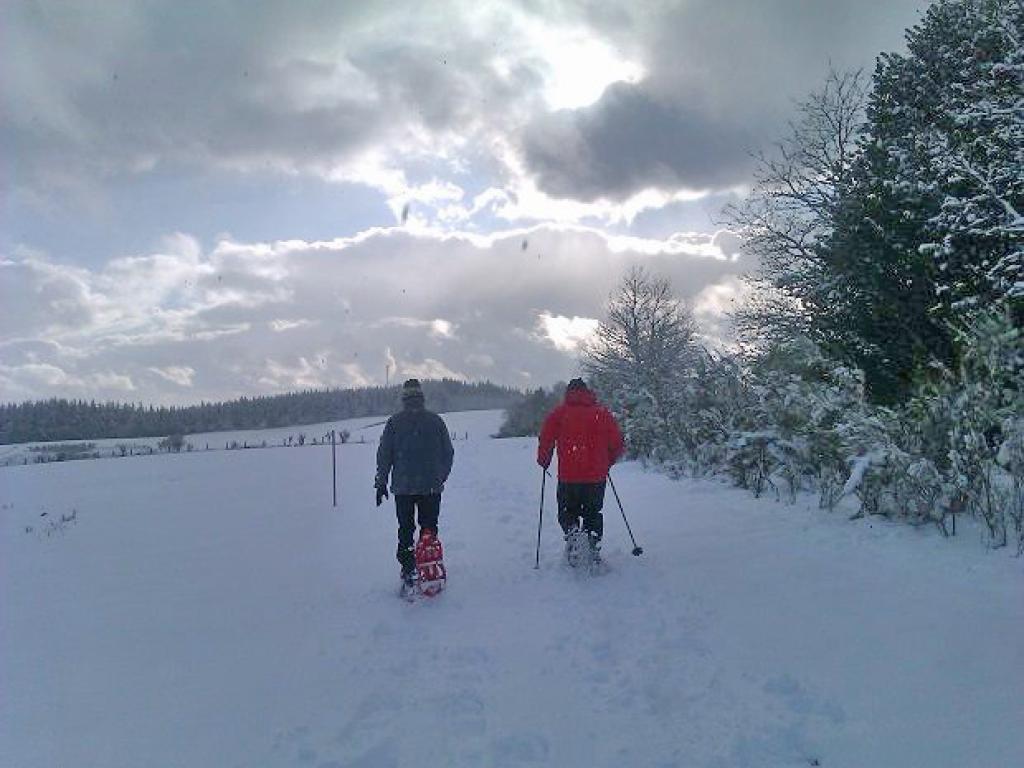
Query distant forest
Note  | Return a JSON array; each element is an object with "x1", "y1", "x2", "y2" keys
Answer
[
  {"x1": 0, "y1": 379, "x2": 522, "y2": 444},
  {"x1": 496, "y1": 384, "x2": 565, "y2": 438}
]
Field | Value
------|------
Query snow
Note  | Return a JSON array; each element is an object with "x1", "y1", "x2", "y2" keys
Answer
[
  {"x1": 0, "y1": 413, "x2": 406, "y2": 467},
  {"x1": 2, "y1": 409, "x2": 1022, "y2": 767}
]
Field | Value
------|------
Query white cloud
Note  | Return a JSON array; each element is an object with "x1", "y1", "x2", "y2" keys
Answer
[
  {"x1": 0, "y1": 362, "x2": 78, "y2": 389},
  {"x1": 191, "y1": 324, "x2": 254, "y2": 342},
  {"x1": 148, "y1": 366, "x2": 196, "y2": 387},
  {"x1": 269, "y1": 318, "x2": 317, "y2": 332},
  {"x1": 377, "y1": 317, "x2": 457, "y2": 340},
  {"x1": 693, "y1": 276, "x2": 749, "y2": 318},
  {"x1": 90, "y1": 371, "x2": 136, "y2": 391},
  {"x1": 0, "y1": 223, "x2": 751, "y2": 403},
  {"x1": 430, "y1": 319, "x2": 455, "y2": 339},
  {"x1": 537, "y1": 312, "x2": 600, "y2": 352},
  {"x1": 711, "y1": 229, "x2": 743, "y2": 259},
  {"x1": 258, "y1": 357, "x2": 327, "y2": 391},
  {"x1": 692, "y1": 276, "x2": 752, "y2": 346},
  {"x1": 338, "y1": 362, "x2": 373, "y2": 388},
  {"x1": 0, "y1": 363, "x2": 135, "y2": 399},
  {"x1": 397, "y1": 358, "x2": 466, "y2": 381}
]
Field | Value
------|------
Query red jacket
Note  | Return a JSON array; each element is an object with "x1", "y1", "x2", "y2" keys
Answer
[{"x1": 537, "y1": 388, "x2": 625, "y2": 483}]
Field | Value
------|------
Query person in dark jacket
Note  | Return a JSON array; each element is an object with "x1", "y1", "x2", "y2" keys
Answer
[
  {"x1": 375, "y1": 379, "x2": 455, "y2": 584},
  {"x1": 537, "y1": 378, "x2": 624, "y2": 551}
]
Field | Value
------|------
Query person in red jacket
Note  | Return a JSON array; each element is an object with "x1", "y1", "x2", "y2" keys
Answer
[{"x1": 537, "y1": 378, "x2": 625, "y2": 551}]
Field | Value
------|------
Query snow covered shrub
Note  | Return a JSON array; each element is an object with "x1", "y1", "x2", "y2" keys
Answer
[
  {"x1": 832, "y1": 410, "x2": 901, "y2": 518},
  {"x1": 653, "y1": 350, "x2": 751, "y2": 476},
  {"x1": 829, "y1": 398, "x2": 961, "y2": 530},
  {"x1": 724, "y1": 338, "x2": 868, "y2": 502},
  {"x1": 944, "y1": 309, "x2": 1023, "y2": 547},
  {"x1": 996, "y1": 417, "x2": 1024, "y2": 553},
  {"x1": 725, "y1": 431, "x2": 788, "y2": 499},
  {"x1": 615, "y1": 385, "x2": 666, "y2": 462},
  {"x1": 901, "y1": 457, "x2": 947, "y2": 526},
  {"x1": 875, "y1": 308, "x2": 1024, "y2": 543}
]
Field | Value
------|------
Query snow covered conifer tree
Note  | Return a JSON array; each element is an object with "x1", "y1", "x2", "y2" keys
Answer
[{"x1": 905, "y1": 0, "x2": 1024, "y2": 316}]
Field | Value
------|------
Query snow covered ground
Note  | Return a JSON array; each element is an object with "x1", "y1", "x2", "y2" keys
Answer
[
  {"x1": 0, "y1": 412, "x2": 412, "y2": 467},
  {"x1": 2, "y1": 409, "x2": 1022, "y2": 767}
]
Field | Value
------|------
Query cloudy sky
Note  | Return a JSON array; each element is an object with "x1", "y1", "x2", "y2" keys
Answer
[{"x1": 1, "y1": 0, "x2": 923, "y2": 404}]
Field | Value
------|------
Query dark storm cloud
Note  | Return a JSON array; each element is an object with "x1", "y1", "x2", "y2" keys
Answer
[
  {"x1": 522, "y1": 81, "x2": 754, "y2": 200},
  {"x1": 1, "y1": 1, "x2": 540, "y2": 204},
  {"x1": 7, "y1": 8, "x2": 341, "y2": 177},
  {"x1": 3, "y1": 0, "x2": 923, "y2": 209},
  {"x1": 520, "y1": 0, "x2": 923, "y2": 199},
  {"x1": 0, "y1": 0, "x2": 928, "y2": 403}
]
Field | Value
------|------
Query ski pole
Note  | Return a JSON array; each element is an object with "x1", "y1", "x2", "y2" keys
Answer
[
  {"x1": 534, "y1": 468, "x2": 547, "y2": 569},
  {"x1": 607, "y1": 473, "x2": 643, "y2": 556}
]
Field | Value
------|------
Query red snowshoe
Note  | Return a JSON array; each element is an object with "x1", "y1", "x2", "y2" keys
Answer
[{"x1": 415, "y1": 529, "x2": 446, "y2": 597}]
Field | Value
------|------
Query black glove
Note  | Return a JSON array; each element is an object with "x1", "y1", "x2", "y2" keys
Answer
[{"x1": 375, "y1": 485, "x2": 389, "y2": 507}]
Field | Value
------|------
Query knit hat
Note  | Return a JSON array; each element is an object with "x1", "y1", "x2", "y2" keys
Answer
[
  {"x1": 566, "y1": 378, "x2": 588, "y2": 393},
  {"x1": 401, "y1": 378, "x2": 424, "y2": 402}
]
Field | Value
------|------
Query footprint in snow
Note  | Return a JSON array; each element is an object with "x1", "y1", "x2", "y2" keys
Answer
[
  {"x1": 336, "y1": 740, "x2": 399, "y2": 768},
  {"x1": 763, "y1": 675, "x2": 846, "y2": 724},
  {"x1": 438, "y1": 690, "x2": 486, "y2": 731},
  {"x1": 491, "y1": 733, "x2": 550, "y2": 766}
]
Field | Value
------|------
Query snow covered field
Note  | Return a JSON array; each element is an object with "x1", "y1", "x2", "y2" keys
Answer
[
  {"x1": 2, "y1": 409, "x2": 1022, "y2": 768},
  {"x1": 0, "y1": 412, "x2": 407, "y2": 467}
]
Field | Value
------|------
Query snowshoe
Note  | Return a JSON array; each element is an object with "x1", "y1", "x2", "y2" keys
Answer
[
  {"x1": 398, "y1": 569, "x2": 419, "y2": 602},
  {"x1": 565, "y1": 527, "x2": 605, "y2": 574},
  {"x1": 586, "y1": 534, "x2": 609, "y2": 576},
  {"x1": 414, "y1": 529, "x2": 446, "y2": 597},
  {"x1": 564, "y1": 526, "x2": 590, "y2": 569}
]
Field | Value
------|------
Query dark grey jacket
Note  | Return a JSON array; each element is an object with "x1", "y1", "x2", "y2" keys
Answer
[{"x1": 375, "y1": 401, "x2": 454, "y2": 495}]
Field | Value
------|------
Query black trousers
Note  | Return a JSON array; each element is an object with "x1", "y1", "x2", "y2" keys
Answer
[
  {"x1": 395, "y1": 494, "x2": 441, "y2": 573},
  {"x1": 557, "y1": 481, "x2": 606, "y2": 539}
]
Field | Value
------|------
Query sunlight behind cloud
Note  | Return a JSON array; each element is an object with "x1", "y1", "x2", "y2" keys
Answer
[{"x1": 539, "y1": 32, "x2": 643, "y2": 110}]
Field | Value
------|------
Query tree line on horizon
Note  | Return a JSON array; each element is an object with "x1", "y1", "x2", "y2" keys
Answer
[{"x1": 0, "y1": 379, "x2": 521, "y2": 445}]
